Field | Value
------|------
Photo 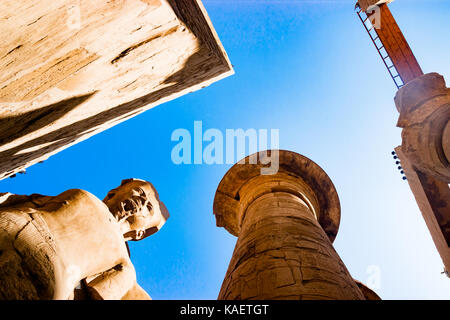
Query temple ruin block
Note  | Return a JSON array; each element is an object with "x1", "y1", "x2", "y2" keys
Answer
[
  {"x1": 0, "y1": 0, "x2": 233, "y2": 180},
  {"x1": 395, "y1": 147, "x2": 450, "y2": 274},
  {"x1": 213, "y1": 150, "x2": 373, "y2": 300},
  {"x1": 357, "y1": 0, "x2": 393, "y2": 12},
  {"x1": 395, "y1": 73, "x2": 450, "y2": 183}
]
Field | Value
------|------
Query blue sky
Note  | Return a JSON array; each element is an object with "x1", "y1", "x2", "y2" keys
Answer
[{"x1": 1, "y1": 0, "x2": 449, "y2": 299}]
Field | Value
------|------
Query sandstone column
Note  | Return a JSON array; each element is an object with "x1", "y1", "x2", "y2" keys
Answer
[
  {"x1": 213, "y1": 150, "x2": 365, "y2": 300},
  {"x1": 395, "y1": 72, "x2": 450, "y2": 183},
  {"x1": 394, "y1": 73, "x2": 450, "y2": 274}
]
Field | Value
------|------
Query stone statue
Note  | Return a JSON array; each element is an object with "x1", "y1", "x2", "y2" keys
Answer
[{"x1": 0, "y1": 178, "x2": 169, "y2": 300}]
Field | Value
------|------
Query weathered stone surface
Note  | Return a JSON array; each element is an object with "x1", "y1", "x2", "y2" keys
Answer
[
  {"x1": 395, "y1": 146, "x2": 450, "y2": 274},
  {"x1": 0, "y1": 0, "x2": 233, "y2": 180},
  {"x1": 214, "y1": 150, "x2": 367, "y2": 300},
  {"x1": 395, "y1": 73, "x2": 450, "y2": 182},
  {"x1": 354, "y1": 280, "x2": 381, "y2": 300},
  {"x1": 0, "y1": 179, "x2": 169, "y2": 300},
  {"x1": 444, "y1": 122, "x2": 450, "y2": 163}
]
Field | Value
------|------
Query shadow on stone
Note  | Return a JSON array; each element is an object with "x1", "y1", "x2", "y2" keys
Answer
[
  {"x1": 0, "y1": 48, "x2": 227, "y2": 179},
  {"x1": 0, "y1": 93, "x2": 96, "y2": 145}
]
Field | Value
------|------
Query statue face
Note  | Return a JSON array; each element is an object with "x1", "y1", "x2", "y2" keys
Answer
[{"x1": 103, "y1": 180, "x2": 169, "y2": 241}]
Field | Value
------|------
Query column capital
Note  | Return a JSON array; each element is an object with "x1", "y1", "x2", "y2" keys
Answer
[{"x1": 213, "y1": 150, "x2": 341, "y2": 242}]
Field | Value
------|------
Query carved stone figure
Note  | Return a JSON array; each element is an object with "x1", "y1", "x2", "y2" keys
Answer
[{"x1": 0, "y1": 178, "x2": 169, "y2": 300}]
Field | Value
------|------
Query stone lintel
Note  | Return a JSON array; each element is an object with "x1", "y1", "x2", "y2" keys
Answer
[{"x1": 0, "y1": 0, "x2": 233, "y2": 180}]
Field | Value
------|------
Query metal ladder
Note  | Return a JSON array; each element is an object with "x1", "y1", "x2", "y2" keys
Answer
[{"x1": 356, "y1": 6, "x2": 404, "y2": 89}]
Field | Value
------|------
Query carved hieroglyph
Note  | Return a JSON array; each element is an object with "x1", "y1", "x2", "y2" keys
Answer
[
  {"x1": 213, "y1": 150, "x2": 369, "y2": 300},
  {"x1": 0, "y1": 179, "x2": 169, "y2": 300},
  {"x1": 0, "y1": 0, "x2": 233, "y2": 180}
]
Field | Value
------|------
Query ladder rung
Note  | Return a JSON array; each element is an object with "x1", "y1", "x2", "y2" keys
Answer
[{"x1": 356, "y1": 9, "x2": 405, "y2": 90}]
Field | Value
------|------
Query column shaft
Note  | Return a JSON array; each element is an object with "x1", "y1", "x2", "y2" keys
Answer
[{"x1": 218, "y1": 192, "x2": 364, "y2": 300}]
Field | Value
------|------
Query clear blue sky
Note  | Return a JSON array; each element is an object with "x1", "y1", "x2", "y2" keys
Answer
[{"x1": 1, "y1": 0, "x2": 449, "y2": 299}]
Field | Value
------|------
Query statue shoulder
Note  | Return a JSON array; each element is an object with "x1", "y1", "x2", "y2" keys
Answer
[
  {"x1": 52, "y1": 189, "x2": 109, "y2": 213},
  {"x1": 0, "y1": 192, "x2": 50, "y2": 209},
  {"x1": 0, "y1": 192, "x2": 14, "y2": 205},
  {"x1": 61, "y1": 188, "x2": 96, "y2": 199},
  {"x1": 0, "y1": 189, "x2": 99, "y2": 211},
  {"x1": 0, "y1": 189, "x2": 112, "y2": 218}
]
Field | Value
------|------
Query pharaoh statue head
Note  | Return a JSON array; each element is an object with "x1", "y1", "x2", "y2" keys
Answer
[{"x1": 103, "y1": 179, "x2": 169, "y2": 241}]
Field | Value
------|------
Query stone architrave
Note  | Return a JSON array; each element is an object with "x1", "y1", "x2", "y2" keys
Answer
[{"x1": 0, "y1": 0, "x2": 233, "y2": 180}]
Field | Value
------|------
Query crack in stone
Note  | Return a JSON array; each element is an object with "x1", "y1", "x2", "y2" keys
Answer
[
  {"x1": 111, "y1": 25, "x2": 179, "y2": 64},
  {"x1": 27, "y1": 15, "x2": 44, "y2": 26},
  {"x1": 4, "y1": 45, "x2": 23, "y2": 57},
  {"x1": 14, "y1": 219, "x2": 32, "y2": 242}
]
